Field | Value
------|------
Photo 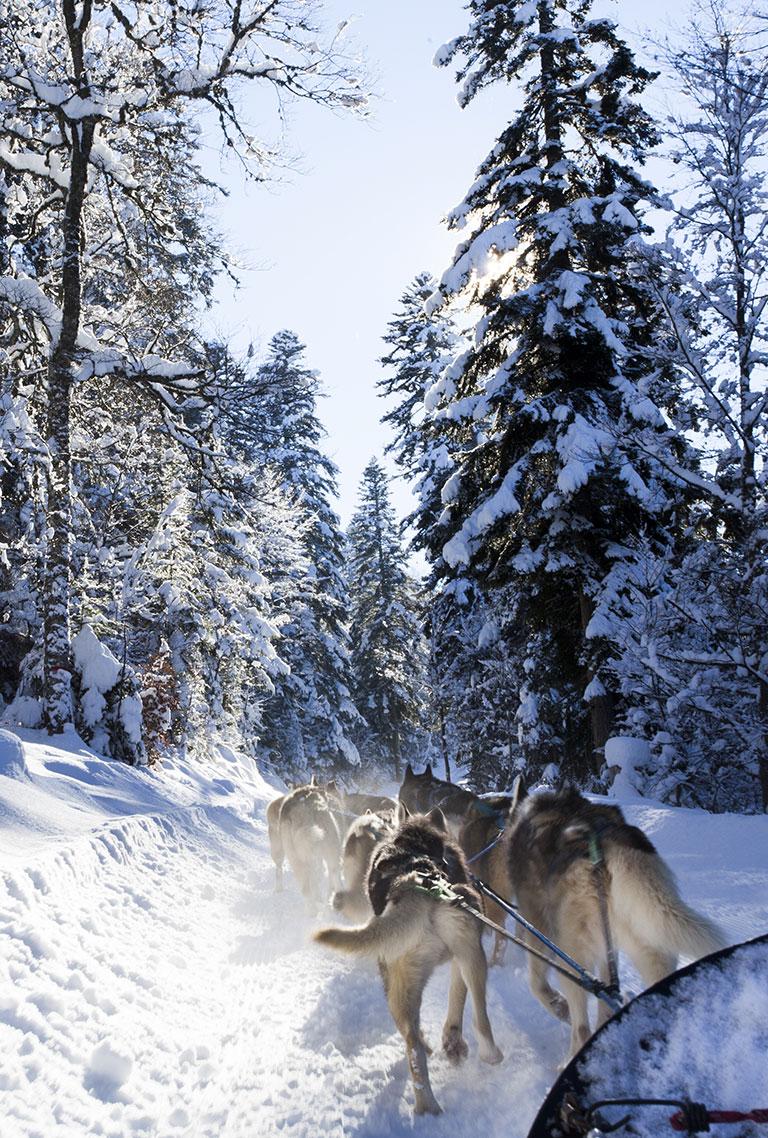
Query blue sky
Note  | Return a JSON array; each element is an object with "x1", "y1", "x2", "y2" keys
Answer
[
  {"x1": 204, "y1": 0, "x2": 664, "y2": 527},
  {"x1": 203, "y1": 0, "x2": 509, "y2": 525}
]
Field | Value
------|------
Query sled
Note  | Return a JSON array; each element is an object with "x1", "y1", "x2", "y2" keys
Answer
[{"x1": 526, "y1": 933, "x2": 768, "y2": 1138}]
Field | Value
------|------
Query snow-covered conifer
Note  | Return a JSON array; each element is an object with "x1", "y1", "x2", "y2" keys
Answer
[
  {"x1": 218, "y1": 332, "x2": 361, "y2": 773},
  {"x1": 428, "y1": 0, "x2": 687, "y2": 777},
  {"x1": 347, "y1": 459, "x2": 427, "y2": 777}
]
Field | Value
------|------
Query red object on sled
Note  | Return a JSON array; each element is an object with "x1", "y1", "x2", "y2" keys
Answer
[{"x1": 670, "y1": 1108, "x2": 768, "y2": 1131}]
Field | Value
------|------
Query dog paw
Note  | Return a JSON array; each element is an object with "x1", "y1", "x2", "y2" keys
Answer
[
  {"x1": 414, "y1": 1095, "x2": 443, "y2": 1116},
  {"x1": 479, "y1": 1042, "x2": 504, "y2": 1065},
  {"x1": 550, "y1": 995, "x2": 570, "y2": 1023},
  {"x1": 442, "y1": 1027, "x2": 469, "y2": 1064}
]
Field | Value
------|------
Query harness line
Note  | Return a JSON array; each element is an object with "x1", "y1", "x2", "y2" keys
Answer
[
  {"x1": 470, "y1": 875, "x2": 624, "y2": 1011},
  {"x1": 587, "y1": 828, "x2": 621, "y2": 998},
  {"x1": 466, "y1": 827, "x2": 505, "y2": 865},
  {"x1": 413, "y1": 872, "x2": 624, "y2": 1012}
]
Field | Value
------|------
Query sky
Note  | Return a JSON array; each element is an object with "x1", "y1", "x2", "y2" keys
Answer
[
  {"x1": 203, "y1": 0, "x2": 667, "y2": 528},
  {"x1": 202, "y1": 0, "x2": 508, "y2": 525}
]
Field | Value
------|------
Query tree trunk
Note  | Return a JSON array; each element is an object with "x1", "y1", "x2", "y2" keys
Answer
[
  {"x1": 392, "y1": 725, "x2": 402, "y2": 783},
  {"x1": 438, "y1": 708, "x2": 452, "y2": 783},
  {"x1": 41, "y1": 83, "x2": 95, "y2": 728},
  {"x1": 577, "y1": 589, "x2": 614, "y2": 778},
  {"x1": 759, "y1": 680, "x2": 768, "y2": 813}
]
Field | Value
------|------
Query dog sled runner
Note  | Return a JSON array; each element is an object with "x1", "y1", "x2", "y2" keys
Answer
[{"x1": 526, "y1": 933, "x2": 768, "y2": 1138}]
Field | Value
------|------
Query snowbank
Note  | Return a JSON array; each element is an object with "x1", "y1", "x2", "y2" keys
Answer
[{"x1": 0, "y1": 729, "x2": 765, "y2": 1136}]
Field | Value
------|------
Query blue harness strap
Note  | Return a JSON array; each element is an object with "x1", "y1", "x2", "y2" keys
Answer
[{"x1": 466, "y1": 828, "x2": 504, "y2": 864}]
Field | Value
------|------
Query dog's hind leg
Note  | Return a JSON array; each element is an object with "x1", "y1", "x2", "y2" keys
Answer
[
  {"x1": 267, "y1": 816, "x2": 284, "y2": 891},
  {"x1": 442, "y1": 961, "x2": 469, "y2": 1063},
  {"x1": 455, "y1": 935, "x2": 503, "y2": 1065},
  {"x1": 385, "y1": 957, "x2": 442, "y2": 1116},
  {"x1": 439, "y1": 911, "x2": 503, "y2": 1065},
  {"x1": 526, "y1": 933, "x2": 570, "y2": 1023},
  {"x1": 556, "y1": 924, "x2": 596, "y2": 1061}
]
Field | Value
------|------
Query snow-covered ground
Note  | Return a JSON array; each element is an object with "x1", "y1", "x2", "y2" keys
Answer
[{"x1": 0, "y1": 726, "x2": 766, "y2": 1138}]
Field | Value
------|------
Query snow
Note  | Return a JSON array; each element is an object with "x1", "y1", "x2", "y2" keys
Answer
[
  {"x1": 578, "y1": 940, "x2": 768, "y2": 1138},
  {"x1": 72, "y1": 625, "x2": 123, "y2": 728},
  {"x1": 0, "y1": 727, "x2": 766, "y2": 1137},
  {"x1": 605, "y1": 735, "x2": 650, "y2": 801}
]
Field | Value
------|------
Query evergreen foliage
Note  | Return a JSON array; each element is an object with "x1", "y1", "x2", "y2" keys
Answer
[
  {"x1": 0, "y1": 0, "x2": 364, "y2": 762},
  {"x1": 217, "y1": 332, "x2": 361, "y2": 774},
  {"x1": 347, "y1": 459, "x2": 427, "y2": 777},
  {"x1": 426, "y1": 0, "x2": 690, "y2": 780}
]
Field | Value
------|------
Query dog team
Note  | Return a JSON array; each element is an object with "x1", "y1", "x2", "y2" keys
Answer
[{"x1": 266, "y1": 763, "x2": 725, "y2": 1116}]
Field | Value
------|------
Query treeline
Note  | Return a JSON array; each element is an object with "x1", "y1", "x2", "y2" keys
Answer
[
  {"x1": 378, "y1": 0, "x2": 768, "y2": 812},
  {"x1": 1, "y1": 0, "x2": 766, "y2": 812}
]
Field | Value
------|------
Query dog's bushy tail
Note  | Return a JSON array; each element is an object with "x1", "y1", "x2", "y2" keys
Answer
[
  {"x1": 314, "y1": 890, "x2": 431, "y2": 962},
  {"x1": 607, "y1": 844, "x2": 726, "y2": 960}
]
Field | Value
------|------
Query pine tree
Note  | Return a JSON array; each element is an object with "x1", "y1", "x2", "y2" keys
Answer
[
  {"x1": 218, "y1": 332, "x2": 361, "y2": 773},
  {"x1": 347, "y1": 459, "x2": 427, "y2": 778},
  {"x1": 428, "y1": 0, "x2": 689, "y2": 779},
  {"x1": 378, "y1": 273, "x2": 460, "y2": 487}
]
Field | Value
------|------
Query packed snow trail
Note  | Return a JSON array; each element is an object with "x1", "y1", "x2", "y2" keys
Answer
[{"x1": 0, "y1": 729, "x2": 766, "y2": 1138}]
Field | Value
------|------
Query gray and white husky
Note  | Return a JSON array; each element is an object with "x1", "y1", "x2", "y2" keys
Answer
[
  {"x1": 314, "y1": 808, "x2": 503, "y2": 1116},
  {"x1": 267, "y1": 782, "x2": 342, "y2": 909},
  {"x1": 331, "y1": 806, "x2": 397, "y2": 921},
  {"x1": 506, "y1": 786, "x2": 726, "y2": 1061}
]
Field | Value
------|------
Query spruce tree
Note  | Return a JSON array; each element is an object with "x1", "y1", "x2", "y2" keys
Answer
[
  {"x1": 429, "y1": 0, "x2": 688, "y2": 778},
  {"x1": 347, "y1": 459, "x2": 427, "y2": 778},
  {"x1": 218, "y1": 332, "x2": 361, "y2": 773}
]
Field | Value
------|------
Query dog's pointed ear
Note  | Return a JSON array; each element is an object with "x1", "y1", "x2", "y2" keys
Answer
[
  {"x1": 404, "y1": 762, "x2": 414, "y2": 778},
  {"x1": 509, "y1": 774, "x2": 527, "y2": 814},
  {"x1": 427, "y1": 806, "x2": 447, "y2": 833},
  {"x1": 425, "y1": 763, "x2": 434, "y2": 781},
  {"x1": 397, "y1": 800, "x2": 410, "y2": 826}
]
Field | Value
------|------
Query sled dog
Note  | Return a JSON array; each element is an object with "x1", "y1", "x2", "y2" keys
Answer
[
  {"x1": 457, "y1": 784, "x2": 522, "y2": 966},
  {"x1": 270, "y1": 782, "x2": 342, "y2": 909},
  {"x1": 314, "y1": 808, "x2": 503, "y2": 1116},
  {"x1": 506, "y1": 786, "x2": 727, "y2": 1060},
  {"x1": 398, "y1": 762, "x2": 477, "y2": 837},
  {"x1": 332, "y1": 806, "x2": 397, "y2": 921},
  {"x1": 342, "y1": 791, "x2": 397, "y2": 817},
  {"x1": 398, "y1": 761, "x2": 453, "y2": 812}
]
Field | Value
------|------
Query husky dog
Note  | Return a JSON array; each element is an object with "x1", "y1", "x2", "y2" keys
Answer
[
  {"x1": 457, "y1": 786, "x2": 521, "y2": 966},
  {"x1": 507, "y1": 786, "x2": 726, "y2": 1060},
  {"x1": 314, "y1": 809, "x2": 503, "y2": 1116},
  {"x1": 399, "y1": 762, "x2": 452, "y2": 813},
  {"x1": 271, "y1": 782, "x2": 343, "y2": 909},
  {"x1": 342, "y1": 791, "x2": 398, "y2": 817},
  {"x1": 399, "y1": 763, "x2": 477, "y2": 837},
  {"x1": 332, "y1": 806, "x2": 397, "y2": 921}
]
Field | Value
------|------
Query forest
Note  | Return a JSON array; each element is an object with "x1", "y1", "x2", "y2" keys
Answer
[{"x1": 1, "y1": 0, "x2": 766, "y2": 815}]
